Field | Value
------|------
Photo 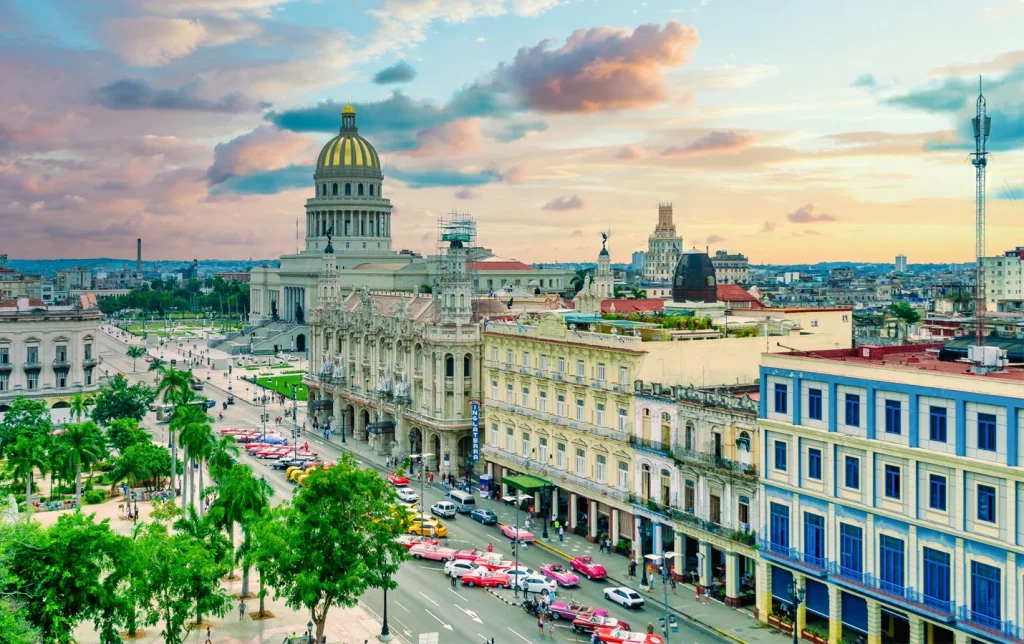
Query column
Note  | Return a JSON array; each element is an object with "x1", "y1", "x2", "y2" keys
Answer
[
  {"x1": 907, "y1": 614, "x2": 923, "y2": 644},
  {"x1": 633, "y1": 519, "x2": 642, "y2": 562},
  {"x1": 569, "y1": 493, "x2": 578, "y2": 529},
  {"x1": 725, "y1": 552, "x2": 741, "y2": 607},
  {"x1": 652, "y1": 523, "x2": 662, "y2": 555},
  {"x1": 952, "y1": 630, "x2": 969, "y2": 644},
  {"x1": 698, "y1": 541, "x2": 712, "y2": 587},
  {"x1": 588, "y1": 500, "x2": 598, "y2": 540},
  {"x1": 795, "y1": 574, "x2": 807, "y2": 637},
  {"x1": 612, "y1": 508, "x2": 620, "y2": 545},
  {"x1": 828, "y1": 584, "x2": 842, "y2": 644},
  {"x1": 395, "y1": 414, "x2": 409, "y2": 457},
  {"x1": 866, "y1": 598, "x2": 881, "y2": 644},
  {"x1": 756, "y1": 559, "x2": 772, "y2": 623},
  {"x1": 354, "y1": 407, "x2": 366, "y2": 440},
  {"x1": 672, "y1": 533, "x2": 683, "y2": 576},
  {"x1": 533, "y1": 491, "x2": 541, "y2": 517},
  {"x1": 455, "y1": 349, "x2": 464, "y2": 419},
  {"x1": 551, "y1": 486, "x2": 559, "y2": 522}
]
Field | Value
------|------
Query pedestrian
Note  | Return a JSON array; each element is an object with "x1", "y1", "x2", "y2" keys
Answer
[
  {"x1": 558, "y1": 525, "x2": 564, "y2": 541},
  {"x1": 670, "y1": 575, "x2": 677, "y2": 594},
  {"x1": 646, "y1": 622, "x2": 654, "y2": 634},
  {"x1": 430, "y1": 525, "x2": 436, "y2": 539},
  {"x1": 591, "y1": 630, "x2": 600, "y2": 644},
  {"x1": 695, "y1": 584, "x2": 702, "y2": 602},
  {"x1": 487, "y1": 542, "x2": 493, "y2": 553},
  {"x1": 537, "y1": 614, "x2": 545, "y2": 637},
  {"x1": 704, "y1": 586, "x2": 711, "y2": 604},
  {"x1": 605, "y1": 537, "x2": 612, "y2": 553},
  {"x1": 629, "y1": 560, "x2": 637, "y2": 579},
  {"x1": 524, "y1": 517, "x2": 531, "y2": 531},
  {"x1": 451, "y1": 572, "x2": 458, "y2": 587},
  {"x1": 238, "y1": 599, "x2": 246, "y2": 620},
  {"x1": 547, "y1": 616, "x2": 555, "y2": 638},
  {"x1": 205, "y1": 627, "x2": 212, "y2": 644}
]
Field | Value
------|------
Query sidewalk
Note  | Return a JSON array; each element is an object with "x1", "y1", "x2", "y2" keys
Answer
[{"x1": 311, "y1": 430, "x2": 789, "y2": 644}]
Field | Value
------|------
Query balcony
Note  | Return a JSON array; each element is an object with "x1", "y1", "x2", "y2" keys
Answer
[
  {"x1": 444, "y1": 377, "x2": 454, "y2": 390},
  {"x1": 0, "y1": 361, "x2": 11, "y2": 372},
  {"x1": 23, "y1": 360, "x2": 41, "y2": 371},
  {"x1": 82, "y1": 356, "x2": 99, "y2": 367},
  {"x1": 309, "y1": 399, "x2": 333, "y2": 412},
  {"x1": 821, "y1": 562, "x2": 957, "y2": 621},
  {"x1": 671, "y1": 445, "x2": 758, "y2": 479},
  {"x1": 628, "y1": 435, "x2": 672, "y2": 456},
  {"x1": 958, "y1": 607, "x2": 1024, "y2": 642},
  {"x1": 758, "y1": 538, "x2": 826, "y2": 574},
  {"x1": 487, "y1": 399, "x2": 627, "y2": 442}
]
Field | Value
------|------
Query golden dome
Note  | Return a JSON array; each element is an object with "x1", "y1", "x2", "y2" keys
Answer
[
  {"x1": 315, "y1": 105, "x2": 380, "y2": 172},
  {"x1": 342, "y1": 103, "x2": 356, "y2": 115}
]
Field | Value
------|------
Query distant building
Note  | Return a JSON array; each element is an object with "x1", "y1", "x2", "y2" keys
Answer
[
  {"x1": 643, "y1": 203, "x2": 682, "y2": 284},
  {"x1": 895, "y1": 254, "x2": 908, "y2": 273},
  {"x1": 214, "y1": 272, "x2": 251, "y2": 283},
  {"x1": 0, "y1": 268, "x2": 42, "y2": 299},
  {"x1": 631, "y1": 251, "x2": 645, "y2": 272},
  {"x1": 711, "y1": 250, "x2": 749, "y2": 285},
  {"x1": 981, "y1": 247, "x2": 1024, "y2": 311},
  {"x1": 56, "y1": 266, "x2": 92, "y2": 292}
]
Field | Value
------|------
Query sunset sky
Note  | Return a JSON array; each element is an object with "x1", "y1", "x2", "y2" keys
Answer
[{"x1": 3, "y1": 0, "x2": 1024, "y2": 264}]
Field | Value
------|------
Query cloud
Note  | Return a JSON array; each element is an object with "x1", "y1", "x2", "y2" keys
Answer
[
  {"x1": 661, "y1": 130, "x2": 755, "y2": 156},
  {"x1": 494, "y1": 21, "x2": 698, "y2": 113},
  {"x1": 851, "y1": 73, "x2": 877, "y2": 88},
  {"x1": 786, "y1": 203, "x2": 836, "y2": 223},
  {"x1": 373, "y1": 61, "x2": 417, "y2": 84},
  {"x1": 803, "y1": 229, "x2": 821, "y2": 236},
  {"x1": 454, "y1": 187, "x2": 477, "y2": 199},
  {"x1": 387, "y1": 166, "x2": 503, "y2": 189},
  {"x1": 760, "y1": 220, "x2": 777, "y2": 233},
  {"x1": 542, "y1": 194, "x2": 584, "y2": 210},
  {"x1": 614, "y1": 144, "x2": 644, "y2": 159},
  {"x1": 211, "y1": 164, "x2": 311, "y2": 195},
  {"x1": 97, "y1": 17, "x2": 207, "y2": 66},
  {"x1": 494, "y1": 120, "x2": 548, "y2": 142},
  {"x1": 931, "y1": 51, "x2": 1024, "y2": 77},
  {"x1": 408, "y1": 119, "x2": 483, "y2": 156},
  {"x1": 673, "y1": 64, "x2": 778, "y2": 91},
  {"x1": 91, "y1": 78, "x2": 262, "y2": 112},
  {"x1": 501, "y1": 166, "x2": 528, "y2": 184},
  {"x1": 706, "y1": 234, "x2": 727, "y2": 244},
  {"x1": 569, "y1": 229, "x2": 583, "y2": 238},
  {"x1": 206, "y1": 125, "x2": 313, "y2": 185}
]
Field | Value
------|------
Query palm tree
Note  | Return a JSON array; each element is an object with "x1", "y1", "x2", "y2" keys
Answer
[
  {"x1": 147, "y1": 357, "x2": 167, "y2": 373},
  {"x1": 209, "y1": 467, "x2": 271, "y2": 597},
  {"x1": 174, "y1": 404, "x2": 212, "y2": 512},
  {"x1": 68, "y1": 393, "x2": 94, "y2": 422},
  {"x1": 7, "y1": 437, "x2": 49, "y2": 502},
  {"x1": 126, "y1": 346, "x2": 145, "y2": 373},
  {"x1": 157, "y1": 367, "x2": 194, "y2": 498},
  {"x1": 570, "y1": 268, "x2": 592, "y2": 294},
  {"x1": 207, "y1": 436, "x2": 240, "y2": 479},
  {"x1": 630, "y1": 287, "x2": 648, "y2": 300},
  {"x1": 56, "y1": 421, "x2": 106, "y2": 510}
]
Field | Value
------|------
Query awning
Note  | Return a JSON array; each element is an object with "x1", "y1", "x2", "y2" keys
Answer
[{"x1": 503, "y1": 474, "x2": 554, "y2": 492}]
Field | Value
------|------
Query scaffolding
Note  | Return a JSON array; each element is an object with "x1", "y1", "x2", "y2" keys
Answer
[{"x1": 434, "y1": 212, "x2": 478, "y2": 324}]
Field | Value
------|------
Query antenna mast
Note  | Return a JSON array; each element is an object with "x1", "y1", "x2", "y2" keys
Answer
[{"x1": 970, "y1": 76, "x2": 991, "y2": 348}]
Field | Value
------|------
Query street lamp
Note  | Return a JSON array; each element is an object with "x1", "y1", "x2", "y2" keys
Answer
[
  {"x1": 787, "y1": 582, "x2": 805, "y2": 644},
  {"x1": 645, "y1": 552, "x2": 678, "y2": 642},
  {"x1": 639, "y1": 520, "x2": 650, "y2": 588},
  {"x1": 292, "y1": 385, "x2": 299, "y2": 462},
  {"x1": 379, "y1": 553, "x2": 393, "y2": 642}
]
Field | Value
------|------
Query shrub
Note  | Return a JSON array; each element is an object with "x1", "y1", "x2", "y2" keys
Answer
[{"x1": 84, "y1": 490, "x2": 107, "y2": 504}]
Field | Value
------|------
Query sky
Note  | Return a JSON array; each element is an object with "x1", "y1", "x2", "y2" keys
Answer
[{"x1": 3, "y1": 0, "x2": 1024, "y2": 265}]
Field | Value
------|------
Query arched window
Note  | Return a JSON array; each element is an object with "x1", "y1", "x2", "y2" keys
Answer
[
  {"x1": 464, "y1": 354, "x2": 471, "y2": 377},
  {"x1": 332, "y1": 183, "x2": 338, "y2": 196},
  {"x1": 369, "y1": 184, "x2": 375, "y2": 196},
  {"x1": 321, "y1": 184, "x2": 327, "y2": 196},
  {"x1": 345, "y1": 183, "x2": 352, "y2": 196},
  {"x1": 445, "y1": 355, "x2": 454, "y2": 378},
  {"x1": 358, "y1": 183, "x2": 364, "y2": 196},
  {"x1": 737, "y1": 431, "x2": 751, "y2": 452}
]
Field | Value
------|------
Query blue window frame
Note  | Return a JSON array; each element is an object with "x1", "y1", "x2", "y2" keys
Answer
[
  {"x1": 970, "y1": 561, "x2": 1001, "y2": 621},
  {"x1": 879, "y1": 535, "x2": 905, "y2": 592},
  {"x1": 839, "y1": 523, "x2": 863, "y2": 576},
  {"x1": 774, "y1": 383, "x2": 788, "y2": 414},
  {"x1": 978, "y1": 413, "x2": 997, "y2": 452},
  {"x1": 844, "y1": 455, "x2": 860, "y2": 490},
  {"x1": 774, "y1": 440, "x2": 788, "y2": 472},
  {"x1": 769, "y1": 503, "x2": 790, "y2": 551},
  {"x1": 884, "y1": 464, "x2": 901, "y2": 500},
  {"x1": 804, "y1": 513, "x2": 825, "y2": 567},
  {"x1": 929, "y1": 406, "x2": 947, "y2": 443},
  {"x1": 922, "y1": 548, "x2": 951, "y2": 610},
  {"x1": 807, "y1": 388, "x2": 823, "y2": 421},
  {"x1": 977, "y1": 484, "x2": 996, "y2": 523},
  {"x1": 884, "y1": 399, "x2": 902, "y2": 435},
  {"x1": 808, "y1": 448, "x2": 822, "y2": 480},
  {"x1": 844, "y1": 393, "x2": 860, "y2": 427},
  {"x1": 929, "y1": 474, "x2": 947, "y2": 511}
]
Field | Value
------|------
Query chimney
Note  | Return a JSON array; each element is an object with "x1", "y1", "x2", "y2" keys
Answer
[{"x1": 136, "y1": 238, "x2": 142, "y2": 275}]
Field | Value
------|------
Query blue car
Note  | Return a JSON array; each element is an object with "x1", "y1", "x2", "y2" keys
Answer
[{"x1": 470, "y1": 509, "x2": 497, "y2": 525}]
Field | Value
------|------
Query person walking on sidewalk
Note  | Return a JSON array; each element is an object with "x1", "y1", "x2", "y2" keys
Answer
[
  {"x1": 558, "y1": 525, "x2": 564, "y2": 541},
  {"x1": 451, "y1": 571, "x2": 458, "y2": 587},
  {"x1": 695, "y1": 584, "x2": 702, "y2": 602},
  {"x1": 629, "y1": 559, "x2": 637, "y2": 579},
  {"x1": 537, "y1": 614, "x2": 545, "y2": 638},
  {"x1": 238, "y1": 599, "x2": 246, "y2": 620}
]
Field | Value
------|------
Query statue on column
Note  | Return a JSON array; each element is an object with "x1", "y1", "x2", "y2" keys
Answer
[{"x1": 295, "y1": 302, "x2": 304, "y2": 325}]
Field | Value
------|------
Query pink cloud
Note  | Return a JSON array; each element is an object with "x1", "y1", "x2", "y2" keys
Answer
[
  {"x1": 542, "y1": 194, "x2": 584, "y2": 210},
  {"x1": 661, "y1": 130, "x2": 755, "y2": 156},
  {"x1": 502, "y1": 166, "x2": 528, "y2": 184},
  {"x1": 615, "y1": 144, "x2": 644, "y2": 159},
  {"x1": 206, "y1": 125, "x2": 313, "y2": 185},
  {"x1": 786, "y1": 203, "x2": 837, "y2": 223},
  {"x1": 706, "y1": 234, "x2": 727, "y2": 244},
  {"x1": 407, "y1": 118, "x2": 483, "y2": 157},
  {"x1": 760, "y1": 220, "x2": 777, "y2": 233},
  {"x1": 454, "y1": 187, "x2": 477, "y2": 199},
  {"x1": 496, "y1": 21, "x2": 699, "y2": 113},
  {"x1": 98, "y1": 17, "x2": 208, "y2": 66}
]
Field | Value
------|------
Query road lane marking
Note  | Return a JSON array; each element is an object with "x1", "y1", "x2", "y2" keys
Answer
[
  {"x1": 447, "y1": 587, "x2": 469, "y2": 601},
  {"x1": 394, "y1": 600, "x2": 410, "y2": 612},
  {"x1": 417, "y1": 591, "x2": 439, "y2": 607},
  {"x1": 506, "y1": 627, "x2": 532, "y2": 643},
  {"x1": 454, "y1": 604, "x2": 483, "y2": 624},
  {"x1": 423, "y1": 609, "x2": 453, "y2": 631}
]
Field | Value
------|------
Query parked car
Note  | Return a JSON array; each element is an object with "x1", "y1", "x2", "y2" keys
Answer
[
  {"x1": 571, "y1": 556, "x2": 608, "y2": 581},
  {"x1": 517, "y1": 573, "x2": 557, "y2": 594},
  {"x1": 500, "y1": 524, "x2": 534, "y2": 542},
  {"x1": 572, "y1": 614, "x2": 631, "y2": 635},
  {"x1": 595, "y1": 627, "x2": 663, "y2": 643},
  {"x1": 443, "y1": 560, "x2": 479, "y2": 578},
  {"x1": 540, "y1": 563, "x2": 580, "y2": 587},
  {"x1": 469, "y1": 508, "x2": 497, "y2": 524},
  {"x1": 470, "y1": 553, "x2": 513, "y2": 571},
  {"x1": 407, "y1": 517, "x2": 448, "y2": 538},
  {"x1": 461, "y1": 570, "x2": 512, "y2": 588},
  {"x1": 387, "y1": 473, "x2": 410, "y2": 487},
  {"x1": 409, "y1": 543, "x2": 457, "y2": 561},
  {"x1": 455, "y1": 548, "x2": 490, "y2": 562},
  {"x1": 393, "y1": 534, "x2": 438, "y2": 550},
  {"x1": 430, "y1": 501, "x2": 458, "y2": 518},
  {"x1": 603, "y1": 587, "x2": 645, "y2": 610},
  {"x1": 396, "y1": 488, "x2": 419, "y2": 504},
  {"x1": 549, "y1": 599, "x2": 608, "y2": 621}
]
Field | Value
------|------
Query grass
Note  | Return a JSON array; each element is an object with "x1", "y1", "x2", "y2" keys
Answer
[{"x1": 254, "y1": 373, "x2": 307, "y2": 401}]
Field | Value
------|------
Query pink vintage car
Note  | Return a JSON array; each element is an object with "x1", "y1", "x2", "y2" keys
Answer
[
  {"x1": 455, "y1": 548, "x2": 491, "y2": 561},
  {"x1": 409, "y1": 543, "x2": 458, "y2": 561},
  {"x1": 540, "y1": 563, "x2": 580, "y2": 587},
  {"x1": 571, "y1": 556, "x2": 608, "y2": 580},
  {"x1": 471, "y1": 553, "x2": 513, "y2": 571},
  {"x1": 500, "y1": 524, "x2": 535, "y2": 542},
  {"x1": 394, "y1": 534, "x2": 439, "y2": 550},
  {"x1": 549, "y1": 598, "x2": 608, "y2": 621}
]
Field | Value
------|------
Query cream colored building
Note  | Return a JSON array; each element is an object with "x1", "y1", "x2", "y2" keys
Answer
[
  {"x1": 711, "y1": 250, "x2": 749, "y2": 285},
  {"x1": 643, "y1": 203, "x2": 683, "y2": 284},
  {"x1": 981, "y1": 247, "x2": 1024, "y2": 311},
  {"x1": 0, "y1": 297, "x2": 103, "y2": 412}
]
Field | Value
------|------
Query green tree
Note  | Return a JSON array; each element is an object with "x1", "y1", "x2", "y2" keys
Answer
[
  {"x1": 208, "y1": 466, "x2": 271, "y2": 597},
  {"x1": 6, "y1": 436, "x2": 49, "y2": 502},
  {"x1": 630, "y1": 286, "x2": 648, "y2": 299},
  {"x1": 126, "y1": 345, "x2": 146, "y2": 372},
  {"x1": 97, "y1": 525, "x2": 158, "y2": 640},
  {"x1": 106, "y1": 417, "x2": 148, "y2": 454},
  {"x1": 68, "y1": 393, "x2": 94, "y2": 422},
  {"x1": 255, "y1": 454, "x2": 409, "y2": 642},
  {"x1": 148, "y1": 357, "x2": 167, "y2": 372},
  {"x1": 110, "y1": 441, "x2": 173, "y2": 491},
  {"x1": 173, "y1": 404, "x2": 213, "y2": 512},
  {"x1": 0, "y1": 598, "x2": 40, "y2": 644},
  {"x1": 0, "y1": 396, "x2": 52, "y2": 459},
  {"x1": 570, "y1": 268, "x2": 592, "y2": 294},
  {"x1": 889, "y1": 302, "x2": 921, "y2": 325},
  {"x1": 172, "y1": 507, "x2": 232, "y2": 626},
  {"x1": 157, "y1": 367, "x2": 194, "y2": 498},
  {"x1": 207, "y1": 435, "x2": 240, "y2": 479},
  {"x1": 55, "y1": 421, "x2": 107, "y2": 510},
  {"x1": 91, "y1": 375, "x2": 156, "y2": 425}
]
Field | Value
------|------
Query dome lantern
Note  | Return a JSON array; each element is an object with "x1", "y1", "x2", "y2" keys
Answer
[{"x1": 315, "y1": 105, "x2": 381, "y2": 177}]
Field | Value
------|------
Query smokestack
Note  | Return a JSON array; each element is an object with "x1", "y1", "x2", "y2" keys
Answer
[{"x1": 136, "y1": 238, "x2": 142, "y2": 275}]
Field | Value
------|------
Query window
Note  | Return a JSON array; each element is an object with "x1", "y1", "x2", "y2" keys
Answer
[
  {"x1": 970, "y1": 561, "x2": 1001, "y2": 621},
  {"x1": 56, "y1": 372, "x2": 67, "y2": 388},
  {"x1": 0, "y1": 347, "x2": 7, "y2": 365},
  {"x1": 538, "y1": 437, "x2": 548, "y2": 463},
  {"x1": 575, "y1": 448, "x2": 586, "y2": 476},
  {"x1": 334, "y1": 183, "x2": 340, "y2": 196},
  {"x1": 344, "y1": 183, "x2": 351, "y2": 196},
  {"x1": 884, "y1": 399, "x2": 902, "y2": 434},
  {"x1": 617, "y1": 462, "x2": 629, "y2": 489},
  {"x1": 490, "y1": 423, "x2": 498, "y2": 446},
  {"x1": 26, "y1": 346, "x2": 38, "y2": 364},
  {"x1": 538, "y1": 391, "x2": 547, "y2": 412},
  {"x1": 505, "y1": 428, "x2": 514, "y2": 451},
  {"x1": 505, "y1": 384, "x2": 513, "y2": 404},
  {"x1": 27, "y1": 373, "x2": 37, "y2": 390},
  {"x1": 619, "y1": 366, "x2": 628, "y2": 385},
  {"x1": 595, "y1": 455, "x2": 606, "y2": 482},
  {"x1": 807, "y1": 388, "x2": 823, "y2": 421},
  {"x1": 521, "y1": 432, "x2": 531, "y2": 457},
  {"x1": 540, "y1": 355, "x2": 548, "y2": 371},
  {"x1": 596, "y1": 403, "x2": 605, "y2": 427},
  {"x1": 929, "y1": 474, "x2": 947, "y2": 511},
  {"x1": 576, "y1": 360, "x2": 585, "y2": 378},
  {"x1": 506, "y1": 349, "x2": 513, "y2": 368},
  {"x1": 978, "y1": 413, "x2": 997, "y2": 451},
  {"x1": 977, "y1": 484, "x2": 996, "y2": 523},
  {"x1": 769, "y1": 503, "x2": 790, "y2": 550},
  {"x1": 879, "y1": 535, "x2": 905, "y2": 592},
  {"x1": 774, "y1": 440, "x2": 788, "y2": 472},
  {"x1": 618, "y1": 408, "x2": 627, "y2": 431},
  {"x1": 490, "y1": 380, "x2": 498, "y2": 399},
  {"x1": 684, "y1": 481, "x2": 695, "y2": 512},
  {"x1": 929, "y1": 406, "x2": 948, "y2": 443},
  {"x1": 491, "y1": 347, "x2": 498, "y2": 362},
  {"x1": 556, "y1": 443, "x2": 566, "y2": 469},
  {"x1": 845, "y1": 393, "x2": 861, "y2": 427},
  {"x1": 804, "y1": 513, "x2": 824, "y2": 565},
  {"x1": 844, "y1": 456, "x2": 860, "y2": 489},
  {"x1": 840, "y1": 523, "x2": 863, "y2": 576},
  {"x1": 83, "y1": 344, "x2": 92, "y2": 361},
  {"x1": 773, "y1": 383, "x2": 788, "y2": 414},
  {"x1": 523, "y1": 351, "x2": 530, "y2": 368},
  {"x1": 55, "y1": 345, "x2": 67, "y2": 362},
  {"x1": 521, "y1": 387, "x2": 530, "y2": 407},
  {"x1": 884, "y1": 465, "x2": 901, "y2": 500},
  {"x1": 922, "y1": 548, "x2": 951, "y2": 608},
  {"x1": 0, "y1": 373, "x2": 8, "y2": 391},
  {"x1": 369, "y1": 184, "x2": 374, "y2": 196},
  {"x1": 557, "y1": 358, "x2": 565, "y2": 375},
  {"x1": 358, "y1": 183, "x2": 364, "y2": 196},
  {"x1": 575, "y1": 400, "x2": 584, "y2": 421},
  {"x1": 808, "y1": 448, "x2": 822, "y2": 480},
  {"x1": 557, "y1": 395, "x2": 566, "y2": 417},
  {"x1": 738, "y1": 497, "x2": 749, "y2": 525}
]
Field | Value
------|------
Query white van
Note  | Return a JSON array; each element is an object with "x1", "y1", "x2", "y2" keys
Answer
[
  {"x1": 431, "y1": 501, "x2": 457, "y2": 518},
  {"x1": 447, "y1": 489, "x2": 476, "y2": 513}
]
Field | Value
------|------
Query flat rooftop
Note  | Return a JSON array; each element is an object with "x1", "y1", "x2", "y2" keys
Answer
[{"x1": 779, "y1": 344, "x2": 1024, "y2": 382}]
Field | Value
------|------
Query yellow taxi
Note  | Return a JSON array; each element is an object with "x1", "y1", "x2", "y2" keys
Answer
[{"x1": 407, "y1": 516, "x2": 448, "y2": 538}]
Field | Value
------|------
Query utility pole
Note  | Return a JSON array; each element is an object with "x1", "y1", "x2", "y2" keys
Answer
[{"x1": 970, "y1": 76, "x2": 991, "y2": 350}]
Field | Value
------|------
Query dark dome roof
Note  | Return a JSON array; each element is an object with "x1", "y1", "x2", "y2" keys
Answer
[{"x1": 671, "y1": 249, "x2": 717, "y2": 303}]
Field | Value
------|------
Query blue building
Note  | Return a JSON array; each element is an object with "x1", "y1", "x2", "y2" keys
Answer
[{"x1": 757, "y1": 344, "x2": 1024, "y2": 644}]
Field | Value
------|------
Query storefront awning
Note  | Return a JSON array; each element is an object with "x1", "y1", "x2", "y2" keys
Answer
[{"x1": 503, "y1": 474, "x2": 554, "y2": 492}]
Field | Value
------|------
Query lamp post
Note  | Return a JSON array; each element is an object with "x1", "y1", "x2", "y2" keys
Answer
[
  {"x1": 639, "y1": 520, "x2": 650, "y2": 588},
  {"x1": 787, "y1": 581, "x2": 805, "y2": 644},
  {"x1": 292, "y1": 385, "x2": 299, "y2": 462},
  {"x1": 379, "y1": 553, "x2": 393, "y2": 642},
  {"x1": 645, "y1": 551, "x2": 677, "y2": 643}
]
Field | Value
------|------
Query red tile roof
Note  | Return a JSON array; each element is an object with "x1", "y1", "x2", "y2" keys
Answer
[
  {"x1": 600, "y1": 299, "x2": 665, "y2": 314},
  {"x1": 716, "y1": 284, "x2": 762, "y2": 305},
  {"x1": 468, "y1": 260, "x2": 536, "y2": 272}
]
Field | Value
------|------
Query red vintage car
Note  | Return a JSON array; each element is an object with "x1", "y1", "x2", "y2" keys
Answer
[
  {"x1": 595, "y1": 627, "x2": 663, "y2": 643},
  {"x1": 455, "y1": 548, "x2": 491, "y2": 562},
  {"x1": 387, "y1": 473, "x2": 410, "y2": 487},
  {"x1": 571, "y1": 556, "x2": 608, "y2": 580},
  {"x1": 572, "y1": 614, "x2": 631, "y2": 635},
  {"x1": 461, "y1": 570, "x2": 512, "y2": 588}
]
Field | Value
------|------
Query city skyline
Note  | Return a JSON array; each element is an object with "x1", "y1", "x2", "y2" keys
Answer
[{"x1": 3, "y1": 0, "x2": 1024, "y2": 263}]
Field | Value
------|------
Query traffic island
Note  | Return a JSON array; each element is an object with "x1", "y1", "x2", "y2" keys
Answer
[{"x1": 486, "y1": 586, "x2": 523, "y2": 606}]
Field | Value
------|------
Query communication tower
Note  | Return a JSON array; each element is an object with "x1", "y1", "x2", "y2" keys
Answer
[
  {"x1": 968, "y1": 78, "x2": 999, "y2": 373},
  {"x1": 435, "y1": 213, "x2": 477, "y2": 325}
]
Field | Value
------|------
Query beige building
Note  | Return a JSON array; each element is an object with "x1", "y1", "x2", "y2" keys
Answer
[
  {"x1": 981, "y1": 246, "x2": 1024, "y2": 311},
  {"x1": 643, "y1": 203, "x2": 683, "y2": 285},
  {"x1": 0, "y1": 269, "x2": 43, "y2": 300},
  {"x1": 0, "y1": 297, "x2": 103, "y2": 412},
  {"x1": 711, "y1": 250, "x2": 749, "y2": 285},
  {"x1": 56, "y1": 266, "x2": 93, "y2": 292}
]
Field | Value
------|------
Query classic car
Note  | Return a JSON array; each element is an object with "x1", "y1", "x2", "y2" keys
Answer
[
  {"x1": 595, "y1": 626, "x2": 663, "y2": 643},
  {"x1": 572, "y1": 614, "x2": 631, "y2": 635},
  {"x1": 570, "y1": 556, "x2": 608, "y2": 580},
  {"x1": 408, "y1": 543, "x2": 458, "y2": 561},
  {"x1": 461, "y1": 570, "x2": 512, "y2": 588},
  {"x1": 500, "y1": 524, "x2": 535, "y2": 542},
  {"x1": 443, "y1": 560, "x2": 479, "y2": 578},
  {"x1": 549, "y1": 599, "x2": 608, "y2": 621},
  {"x1": 393, "y1": 534, "x2": 438, "y2": 550},
  {"x1": 470, "y1": 553, "x2": 513, "y2": 571},
  {"x1": 603, "y1": 587, "x2": 645, "y2": 609},
  {"x1": 407, "y1": 517, "x2": 448, "y2": 538},
  {"x1": 396, "y1": 488, "x2": 419, "y2": 504},
  {"x1": 540, "y1": 563, "x2": 580, "y2": 587},
  {"x1": 387, "y1": 473, "x2": 410, "y2": 486},
  {"x1": 454, "y1": 548, "x2": 490, "y2": 561}
]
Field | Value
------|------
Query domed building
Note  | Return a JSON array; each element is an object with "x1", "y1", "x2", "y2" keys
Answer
[{"x1": 671, "y1": 248, "x2": 718, "y2": 304}]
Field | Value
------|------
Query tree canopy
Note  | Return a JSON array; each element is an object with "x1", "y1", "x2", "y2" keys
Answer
[
  {"x1": 91, "y1": 375, "x2": 156, "y2": 425},
  {"x1": 0, "y1": 397, "x2": 52, "y2": 459}
]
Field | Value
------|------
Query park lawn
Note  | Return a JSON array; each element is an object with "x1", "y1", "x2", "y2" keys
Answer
[{"x1": 255, "y1": 373, "x2": 307, "y2": 401}]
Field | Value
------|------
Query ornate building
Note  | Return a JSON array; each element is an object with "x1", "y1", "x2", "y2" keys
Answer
[
  {"x1": 595, "y1": 234, "x2": 614, "y2": 298},
  {"x1": 642, "y1": 203, "x2": 683, "y2": 287}
]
